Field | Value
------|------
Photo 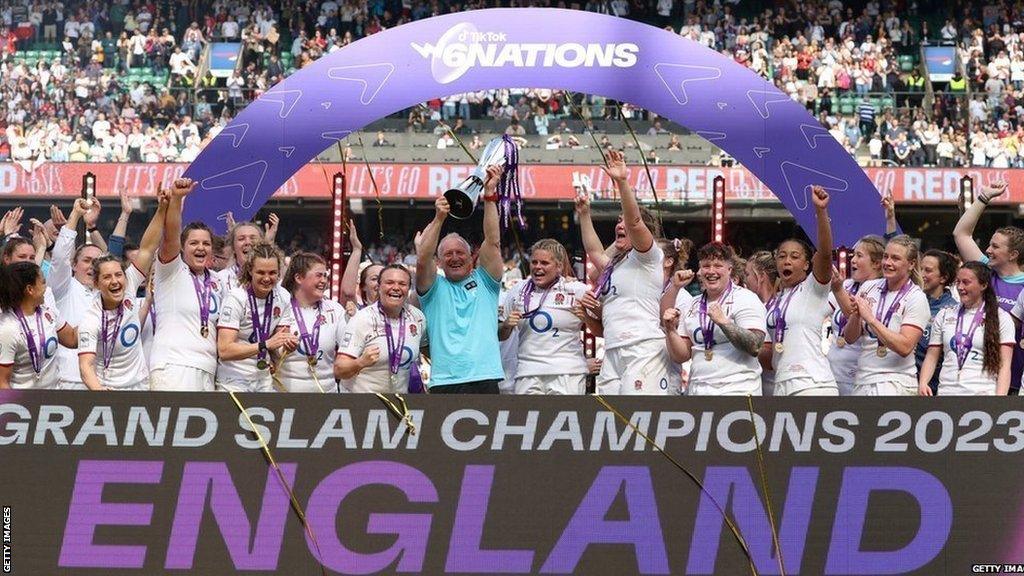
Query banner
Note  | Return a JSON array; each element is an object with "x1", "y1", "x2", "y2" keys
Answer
[
  {"x1": 0, "y1": 162, "x2": 1019, "y2": 205},
  {"x1": 2, "y1": 391, "x2": 1023, "y2": 575}
]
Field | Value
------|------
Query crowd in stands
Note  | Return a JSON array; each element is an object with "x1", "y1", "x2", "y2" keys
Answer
[{"x1": 0, "y1": 0, "x2": 1022, "y2": 167}]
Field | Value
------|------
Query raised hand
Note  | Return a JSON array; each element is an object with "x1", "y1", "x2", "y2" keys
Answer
[
  {"x1": 119, "y1": 189, "x2": 134, "y2": 215},
  {"x1": 600, "y1": 149, "x2": 628, "y2": 182},
  {"x1": 672, "y1": 269, "x2": 695, "y2": 288},
  {"x1": 881, "y1": 189, "x2": 895, "y2": 218},
  {"x1": 29, "y1": 218, "x2": 47, "y2": 248},
  {"x1": 84, "y1": 198, "x2": 102, "y2": 229},
  {"x1": 574, "y1": 192, "x2": 591, "y2": 216},
  {"x1": 483, "y1": 164, "x2": 503, "y2": 193},
  {"x1": 434, "y1": 196, "x2": 450, "y2": 221},
  {"x1": 811, "y1": 185, "x2": 829, "y2": 210},
  {"x1": 0, "y1": 207, "x2": 22, "y2": 236},
  {"x1": 264, "y1": 213, "x2": 279, "y2": 240},
  {"x1": 348, "y1": 219, "x2": 363, "y2": 250},
  {"x1": 171, "y1": 177, "x2": 197, "y2": 198},
  {"x1": 224, "y1": 211, "x2": 237, "y2": 230},
  {"x1": 830, "y1": 265, "x2": 843, "y2": 291},
  {"x1": 50, "y1": 205, "x2": 67, "y2": 228},
  {"x1": 853, "y1": 295, "x2": 874, "y2": 323},
  {"x1": 580, "y1": 290, "x2": 602, "y2": 314},
  {"x1": 983, "y1": 180, "x2": 1008, "y2": 201},
  {"x1": 662, "y1": 307, "x2": 680, "y2": 332}
]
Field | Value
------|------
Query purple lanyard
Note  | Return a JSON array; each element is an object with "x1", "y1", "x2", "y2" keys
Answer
[
  {"x1": 100, "y1": 302, "x2": 125, "y2": 369},
  {"x1": 596, "y1": 252, "x2": 627, "y2": 297},
  {"x1": 378, "y1": 302, "x2": 407, "y2": 375},
  {"x1": 247, "y1": 287, "x2": 274, "y2": 360},
  {"x1": 14, "y1": 307, "x2": 45, "y2": 374},
  {"x1": 291, "y1": 297, "x2": 321, "y2": 359},
  {"x1": 835, "y1": 281, "x2": 861, "y2": 333},
  {"x1": 521, "y1": 278, "x2": 553, "y2": 318},
  {"x1": 874, "y1": 279, "x2": 913, "y2": 329},
  {"x1": 699, "y1": 283, "x2": 733, "y2": 350},
  {"x1": 954, "y1": 304, "x2": 985, "y2": 370},
  {"x1": 190, "y1": 268, "x2": 212, "y2": 332},
  {"x1": 768, "y1": 285, "x2": 798, "y2": 345}
]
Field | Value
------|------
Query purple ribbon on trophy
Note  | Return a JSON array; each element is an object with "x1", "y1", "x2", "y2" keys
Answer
[{"x1": 443, "y1": 135, "x2": 523, "y2": 229}]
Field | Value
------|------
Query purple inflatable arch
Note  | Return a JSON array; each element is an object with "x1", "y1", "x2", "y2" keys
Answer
[{"x1": 183, "y1": 8, "x2": 882, "y2": 246}]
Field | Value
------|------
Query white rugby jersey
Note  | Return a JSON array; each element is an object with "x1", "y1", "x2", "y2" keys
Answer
[{"x1": 78, "y1": 265, "x2": 149, "y2": 389}]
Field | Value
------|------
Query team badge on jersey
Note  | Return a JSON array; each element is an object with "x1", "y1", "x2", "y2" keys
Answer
[
  {"x1": 634, "y1": 379, "x2": 643, "y2": 391},
  {"x1": 555, "y1": 293, "x2": 565, "y2": 305},
  {"x1": 44, "y1": 311, "x2": 53, "y2": 323},
  {"x1": 124, "y1": 299, "x2": 134, "y2": 310},
  {"x1": 410, "y1": 323, "x2": 417, "y2": 336},
  {"x1": 317, "y1": 315, "x2": 326, "y2": 326},
  {"x1": 273, "y1": 306, "x2": 281, "y2": 318}
]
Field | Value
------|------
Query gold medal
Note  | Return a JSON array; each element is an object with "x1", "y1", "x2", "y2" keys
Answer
[
  {"x1": 704, "y1": 349, "x2": 713, "y2": 361},
  {"x1": 774, "y1": 342, "x2": 784, "y2": 354},
  {"x1": 307, "y1": 355, "x2": 317, "y2": 367},
  {"x1": 836, "y1": 337, "x2": 847, "y2": 348},
  {"x1": 876, "y1": 346, "x2": 888, "y2": 358},
  {"x1": 201, "y1": 325, "x2": 209, "y2": 337},
  {"x1": 1019, "y1": 338, "x2": 1024, "y2": 349},
  {"x1": 257, "y1": 359, "x2": 268, "y2": 370}
]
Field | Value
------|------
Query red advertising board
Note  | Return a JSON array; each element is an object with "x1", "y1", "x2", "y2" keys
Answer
[{"x1": 0, "y1": 162, "x2": 1018, "y2": 204}]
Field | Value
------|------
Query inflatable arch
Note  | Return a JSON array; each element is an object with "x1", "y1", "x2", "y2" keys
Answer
[{"x1": 183, "y1": 8, "x2": 883, "y2": 246}]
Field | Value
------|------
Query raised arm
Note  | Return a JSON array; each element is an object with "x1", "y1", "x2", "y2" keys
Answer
[
  {"x1": 134, "y1": 187, "x2": 170, "y2": 274},
  {"x1": 52, "y1": 200, "x2": 88, "y2": 299},
  {"x1": 416, "y1": 196, "x2": 449, "y2": 295},
  {"x1": 881, "y1": 189, "x2": 898, "y2": 237},
  {"x1": 478, "y1": 164, "x2": 504, "y2": 282},
  {"x1": 661, "y1": 308, "x2": 692, "y2": 363},
  {"x1": 159, "y1": 178, "x2": 196, "y2": 263},
  {"x1": 660, "y1": 270, "x2": 694, "y2": 316},
  {"x1": 108, "y1": 190, "x2": 133, "y2": 256},
  {"x1": 811, "y1": 186, "x2": 833, "y2": 284},
  {"x1": 603, "y1": 149, "x2": 653, "y2": 253},
  {"x1": 575, "y1": 193, "x2": 610, "y2": 272},
  {"x1": 339, "y1": 220, "x2": 364, "y2": 305},
  {"x1": 954, "y1": 181, "x2": 1006, "y2": 263}
]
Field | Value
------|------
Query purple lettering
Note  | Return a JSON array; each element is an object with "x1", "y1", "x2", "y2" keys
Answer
[
  {"x1": 825, "y1": 467, "x2": 952, "y2": 574},
  {"x1": 445, "y1": 465, "x2": 534, "y2": 572},
  {"x1": 306, "y1": 461, "x2": 437, "y2": 574},
  {"x1": 541, "y1": 466, "x2": 669, "y2": 574},
  {"x1": 58, "y1": 460, "x2": 163, "y2": 568},
  {"x1": 686, "y1": 466, "x2": 818, "y2": 574},
  {"x1": 165, "y1": 462, "x2": 293, "y2": 569}
]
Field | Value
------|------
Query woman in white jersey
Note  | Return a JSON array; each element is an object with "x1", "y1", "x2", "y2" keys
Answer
[
  {"x1": 843, "y1": 235, "x2": 931, "y2": 395},
  {"x1": 336, "y1": 264, "x2": 426, "y2": 393},
  {"x1": 280, "y1": 252, "x2": 347, "y2": 393},
  {"x1": 0, "y1": 262, "x2": 77, "y2": 389},
  {"x1": 216, "y1": 241, "x2": 297, "y2": 392},
  {"x1": 760, "y1": 186, "x2": 839, "y2": 396},
  {"x1": 499, "y1": 239, "x2": 589, "y2": 395},
  {"x1": 745, "y1": 251, "x2": 779, "y2": 396},
  {"x1": 920, "y1": 262, "x2": 1013, "y2": 396},
  {"x1": 77, "y1": 191, "x2": 167, "y2": 390},
  {"x1": 657, "y1": 238, "x2": 695, "y2": 394},
  {"x1": 827, "y1": 235, "x2": 884, "y2": 394},
  {"x1": 339, "y1": 221, "x2": 383, "y2": 315},
  {"x1": 576, "y1": 150, "x2": 676, "y2": 395},
  {"x1": 663, "y1": 242, "x2": 767, "y2": 395},
  {"x1": 151, "y1": 178, "x2": 225, "y2": 392},
  {"x1": 217, "y1": 220, "x2": 264, "y2": 292}
]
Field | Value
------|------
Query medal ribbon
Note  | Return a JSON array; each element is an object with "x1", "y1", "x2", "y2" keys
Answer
[
  {"x1": 875, "y1": 279, "x2": 913, "y2": 330},
  {"x1": 699, "y1": 283, "x2": 733, "y2": 351},
  {"x1": 248, "y1": 287, "x2": 274, "y2": 361},
  {"x1": 768, "y1": 285, "x2": 798, "y2": 347},
  {"x1": 14, "y1": 307, "x2": 45, "y2": 374},
  {"x1": 100, "y1": 302, "x2": 125, "y2": 369},
  {"x1": 521, "y1": 278, "x2": 554, "y2": 318},
  {"x1": 954, "y1": 304, "x2": 986, "y2": 370},
  {"x1": 379, "y1": 303, "x2": 407, "y2": 375},
  {"x1": 291, "y1": 298, "x2": 321, "y2": 361},
  {"x1": 596, "y1": 252, "x2": 627, "y2": 297},
  {"x1": 190, "y1": 268, "x2": 212, "y2": 334}
]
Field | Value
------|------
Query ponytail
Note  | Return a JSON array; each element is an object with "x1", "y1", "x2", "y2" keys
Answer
[
  {"x1": 965, "y1": 262, "x2": 1002, "y2": 377},
  {"x1": 657, "y1": 237, "x2": 693, "y2": 274}
]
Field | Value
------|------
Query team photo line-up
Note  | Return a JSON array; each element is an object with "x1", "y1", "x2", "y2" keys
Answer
[{"x1": 1, "y1": 150, "x2": 1022, "y2": 396}]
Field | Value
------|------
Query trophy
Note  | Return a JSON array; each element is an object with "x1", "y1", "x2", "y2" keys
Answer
[
  {"x1": 444, "y1": 135, "x2": 521, "y2": 222},
  {"x1": 81, "y1": 172, "x2": 96, "y2": 207}
]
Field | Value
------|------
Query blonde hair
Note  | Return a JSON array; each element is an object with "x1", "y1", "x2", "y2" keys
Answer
[
  {"x1": 239, "y1": 241, "x2": 284, "y2": 286},
  {"x1": 886, "y1": 234, "x2": 923, "y2": 286},
  {"x1": 529, "y1": 238, "x2": 569, "y2": 269}
]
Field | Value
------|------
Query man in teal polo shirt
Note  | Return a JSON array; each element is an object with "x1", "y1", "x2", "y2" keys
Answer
[{"x1": 416, "y1": 165, "x2": 505, "y2": 393}]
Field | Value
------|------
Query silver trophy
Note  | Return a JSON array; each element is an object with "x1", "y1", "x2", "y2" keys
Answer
[{"x1": 444, "y1": 136, "x2": 518, "y2": 219}]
